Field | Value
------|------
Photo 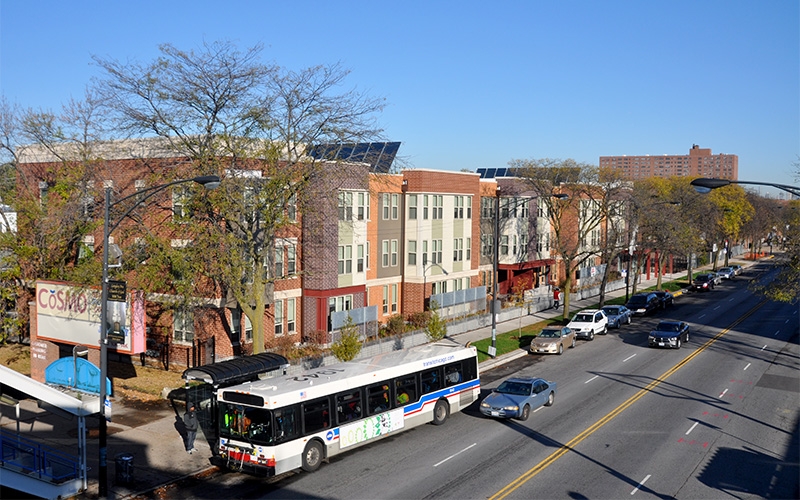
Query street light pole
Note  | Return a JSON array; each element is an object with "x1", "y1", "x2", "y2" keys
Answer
[
  {"x1": 98, "y1": 175, "x2": 219, "y2": 497},
  {"x1": 422, "y1": 262, "x2": 449, "y2": 310},
  {"x1": 490, "y1": 188, "x2": 500, "y2": 358}
]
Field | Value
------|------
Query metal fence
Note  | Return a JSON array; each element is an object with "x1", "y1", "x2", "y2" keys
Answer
[{"x1": 0, "y1": 427, "x2": 79, "y2": 483}]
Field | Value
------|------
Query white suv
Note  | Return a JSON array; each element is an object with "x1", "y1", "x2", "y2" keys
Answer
[{"x1": 567, "y1": 309, "x2": 608, "y2": 341}]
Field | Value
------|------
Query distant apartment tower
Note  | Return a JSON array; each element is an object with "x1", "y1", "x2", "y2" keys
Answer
[{"x1": 599, "y1": 145, "x2": 738, "y2": 180}]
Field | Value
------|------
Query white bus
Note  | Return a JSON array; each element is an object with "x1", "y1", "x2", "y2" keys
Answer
[{"x1": 217, "y1": 343, "x2": 480, "y2": 476}]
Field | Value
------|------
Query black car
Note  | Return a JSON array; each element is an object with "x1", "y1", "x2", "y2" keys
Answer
[
  {"x1": 691, "y1": 274, "x2": 716, "y2": 292},
  {"x1": 652, "y1": 290, "x2": 674, "y2": 309},
  {"x1": 625, "y1": 292, "x2": 660, "y2": 316},
  {"x1": 648, "y1": 321, "x2": 689, "y2": 349}
]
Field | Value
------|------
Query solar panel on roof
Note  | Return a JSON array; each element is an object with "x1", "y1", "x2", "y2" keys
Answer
[{"x1": 309, "y1": 141, "x2": 400, "y2": 172}]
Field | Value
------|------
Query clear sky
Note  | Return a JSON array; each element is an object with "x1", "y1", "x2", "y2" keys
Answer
[{"x1": 2, "y1": 1, "x2": 798, "y2": 196}]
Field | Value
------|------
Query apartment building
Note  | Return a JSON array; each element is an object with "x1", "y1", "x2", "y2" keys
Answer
[{"x1": 600, "y1": 144, "x2": 738, "y2": 180}]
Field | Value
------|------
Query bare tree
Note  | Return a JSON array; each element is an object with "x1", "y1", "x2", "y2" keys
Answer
[{"x1": 93, "y1": 41, "x2": 386, "y2": 353}]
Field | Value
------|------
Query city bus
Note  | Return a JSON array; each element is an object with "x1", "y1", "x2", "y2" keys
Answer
[{"x1": 216, "y1": 342, "x2": 480, "y2": 476}]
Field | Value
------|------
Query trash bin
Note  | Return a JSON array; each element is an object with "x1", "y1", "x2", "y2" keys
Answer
[{"x1": 115, "y1": 453, "x2": 134, "y2": 485}]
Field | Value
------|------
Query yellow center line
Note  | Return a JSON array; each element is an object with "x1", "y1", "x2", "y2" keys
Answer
[{"x1": 490, "y1": 300, "x2": 767, "y2": 500}]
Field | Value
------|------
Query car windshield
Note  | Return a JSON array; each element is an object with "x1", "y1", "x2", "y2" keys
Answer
[
  {"x1": 627, "y1": 296, "x2": 647, "y2": 305},
  {"x1": 538, "y1": 329, "x2": 560, "y2": 338},
  {"x1": 495, "y1": 381, "x2": 532, "y2": 396},
  {"x1": 720, "y1": 268, "x2": 732, "y2": 273},
  {"x1": 602, "y1": 307, "x2": 619, "y2": 315},
  {"x1": 657, "y1": 322, "x2": 679, "y2": 331},
  {"x1": 573, "y1": 314, "x2": 593, "y2": 323},
  {"x1": 696, "y1": 276, "x2": 710, "y2": 282}
]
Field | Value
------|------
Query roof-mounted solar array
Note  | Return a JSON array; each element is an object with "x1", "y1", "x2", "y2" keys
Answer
[
  {"x1": 309, "y1": 142, "x2": 400, "y2": 173},
  {"x1": 477, "y1": 167, "x2": 524, "y2": 179}
]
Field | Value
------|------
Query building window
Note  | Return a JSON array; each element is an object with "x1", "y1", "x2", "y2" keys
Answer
[
  {"x1": 481, "y1": 197, "x2": 494, "y2": 219},
  {"x1": 366, "y1": 241, "x2": 370, "y2": 270},
  {"x1": 357, "y1": 192, "x2": 369, "y2": 221},
  {"x1": 382, "y1": 193, "x2": 390, "y2": 220},
  {"x1": 274, "y1": 300, "x2": 283, "y2": 336},
  {"x1": 172, "y1": 185, "x2": 191, "y2": 221},
  {"x1": 338, "y1": 245, "x2": 353, "y2": 274},
  {"x1": 357, "y1": 244, "x2": 365, "y2": 273},
  {"x1": 408, "y1": 195, "x2": 417, "y2": 219},
  {"x1": 287, "y1": 298, "x2": 296, "y2": 333},
  {"x1": 466, "y1": 237, "x2": 471, "y2": 261},
  {"x1": 422, "y1": 240, "x2": 428, "y2": 265},
  {"x1": 454, "y1": 196, "x2": 464, "y2": 219},
  {"x1": 244, "y1": 315, "x2": 252, "y2": 342},
  {"x1": 423, "y1": 195, "x2": 429, "y2": 220},
  {"x1": 432, "y1": 239, "x2": 442, "y2": 264},
  {"x1": 391, "y1": 239, "x2": 398, "y2": 267},
  {"x1": 500, "y1": 235, "x2": 509, "y2": 256},
  {"x1": 466, "y1": 197, "x2": 472, "y2": 219},
  {"x1": 382, "y1": 286, "x2": 389, "y2": 314},
  {"x1": 287, "y1": 245, "x2": 296, "y2": 275},
  {"x1": 408, "y1": 240, "x2": 417, "y2": 266},
  {"x1": 275, "y1": 247, "x2": 284, "y2": 278},
  {"x1": 174, "y1": 309, "x2": 194, "y2": 344},
  {"x1": 391, "y1": 194, "x2": 399, "y2": 220},
  {"x1": 287, "y1": 193, "x2": 297, "y2": 222},
  {"x1": 454, "y1": 238, "x2": 463, "y2": 262},
  {"x1": 339, "y1": 192, "x2": 353, "y2": 221},
  {"x1": 39, "y1": 181, "x2": 49, "y2": 206},
  {"x1": 382, "y1": 240, "x2": 389, "y2": 267},
  {"x1": 481, "y1": 235, "x2": 493, "y2": 256},
  {"x1": 391, "y1": 284, "x2": 398, "y2": 313},
  {"x1": 432, "y1": 195, "x2": 443, "y2": 219}
]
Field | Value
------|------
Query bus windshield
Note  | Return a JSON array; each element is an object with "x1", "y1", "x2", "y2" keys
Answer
[{"x1": 220, "y1": 403, "x2": 274, "y2": 445}]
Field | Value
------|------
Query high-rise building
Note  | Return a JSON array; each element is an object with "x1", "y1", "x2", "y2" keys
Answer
[{"x1": 599, "y1": 145, "x2": 738, "y2": 180}]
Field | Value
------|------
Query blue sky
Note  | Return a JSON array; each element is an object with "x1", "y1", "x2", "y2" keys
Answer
[{"x1": 1, "y1": 1, "x2": 798, "y2": 196}]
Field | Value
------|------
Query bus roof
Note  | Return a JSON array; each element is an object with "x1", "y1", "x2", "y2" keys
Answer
[{"x1": 219, "y1": 343, "x2": 476, "y2": 408}]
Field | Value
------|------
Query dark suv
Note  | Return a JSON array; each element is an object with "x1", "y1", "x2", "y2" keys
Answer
[
  {"x1": 691, "y1": 273, "x2": 716, "y2": 292},
  {"x1": 625, "y1": 292, "x2": 660, "y2": 316}
]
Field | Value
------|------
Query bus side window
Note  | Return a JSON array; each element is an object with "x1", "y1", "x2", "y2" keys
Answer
[
  {"x1": 274, "y1": 406, "x2": 298, "y2": 443},
  {"x1": 302, "y1": 397, "x2": 331, "y2": 435},
  {"x1": 336, "y1": 391, "x2": 363, "y2": 424},
  {"x1": 421, "y1": 368, "x2": 442, "y2": 394},
  {"x1": 395, "y1": 376, "x2": 417, "y2": 406},
  {"x1": 367, "y1": 383, "x2": 391, "y2": 415},
  {"x1": 445, "y1": 363, "x2": 463, "y2": 386}
]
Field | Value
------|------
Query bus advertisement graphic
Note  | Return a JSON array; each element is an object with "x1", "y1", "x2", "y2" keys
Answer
[{"x1": 339, "y1": 409, "x2": 404, "y2": 449}]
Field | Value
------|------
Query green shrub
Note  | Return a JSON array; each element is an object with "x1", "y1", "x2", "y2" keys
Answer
[
  {"x1": 406, "y1": 311, "x2": 431, "y2": 329},
  {"x1": 331, "y1": 316, "x2": 362, "y2": 362},
  {"x1": 425, "y1": 302, "x2": 447, "y2": 342}
]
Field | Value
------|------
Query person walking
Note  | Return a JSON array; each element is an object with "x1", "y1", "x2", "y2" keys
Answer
[
  {"x1": 553, "y1": 287, "x2": 561, "y2": 309},
  {"x1": 184, "y1": 402, "x2": 199, "y2": 454}
]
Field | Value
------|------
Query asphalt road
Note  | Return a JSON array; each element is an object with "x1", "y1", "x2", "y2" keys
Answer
[{"x1": 154, "y1": 262, "x2": 799, "y2": 500}]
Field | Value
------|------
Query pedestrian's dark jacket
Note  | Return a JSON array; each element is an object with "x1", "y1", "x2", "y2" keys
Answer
[{"x1": 184, "y1": 408, "x2": 198, "y2": 432}]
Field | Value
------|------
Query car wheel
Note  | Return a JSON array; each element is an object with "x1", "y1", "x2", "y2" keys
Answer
[
  {"x1": 558, "y1": 344, "x2": 563, "y2": 355},
  {"x1": 601, "y1": 325, "x2": 608, "y2": 335},
  {"x1": 301, "y1": 440, "x2": 324, "y2": 472},
  {"x1": 685, "y1": 332, "x2": 689, "y2": 342},
  {"x1": 518, "y1": 404, "x2": 530, "y2": 421},
  {"x1": 675, "y1": 338, "x2": 682, "y2": 349},
  {"x1": 626, "y1": 316, "x2": 631, "y2": 325},
  {"x1": 571, "y1": 338, "x2": 576, "y2": 348},
  {"x1": 432, "y1": 399, "x2": 449, "y2": 425},
  {"x1": 588, "y1": 332, "x2": 594, "y2": 341},
  {"x1": 545, "y1": 392, "x2": 555, "y2": 407}
]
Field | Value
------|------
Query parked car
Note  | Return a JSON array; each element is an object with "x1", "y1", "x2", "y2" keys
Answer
[
  {"x1": 625, "y1": 292, "x2": 660, "y2": 316},
  {"x1": 648, "y1": 320, "x2": 690, "y2": 349},
  {"x1": 567, "y1": 309, "x2": 608, "y2": 340},
  {"x1": 480, "y1": 377, "x2": 556, "y2": 421},
  {"x1": 652, "y1": 290, "x2": 674, "y2": 309},
  {"x1": 731, "y1": 264, "x2": 743, "y2": 275},
  {"x1": 691, "y1": 273, "x2": 716, "y2": 292},
  {"x1": 709, "y1": 272, "x2": 723, "y2": 285},
  {"x1": 716, "y1": 267, "x2": 734, "y2": 279},
  {"x1": 601, "y1": 305, "x2": 633, "y2": 329},
  {"x1": 530, "y1": 326, "x2": 575, "y2": 355}
]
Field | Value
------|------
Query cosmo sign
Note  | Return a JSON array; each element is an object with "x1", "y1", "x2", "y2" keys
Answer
[{"x1": 35, "y1": 280, "x2": 146, "y2": 355}]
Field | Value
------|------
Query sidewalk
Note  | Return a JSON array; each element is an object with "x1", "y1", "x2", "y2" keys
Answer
[{"x1": 15, "y1": 260, "x2": 755, "y2": 499}]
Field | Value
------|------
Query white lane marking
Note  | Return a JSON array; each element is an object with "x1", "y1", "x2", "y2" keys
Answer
[
  {"x1": 698, "y1": 314, "x2": 706, "y2": 319},
  {"x1": 585, "y1": 375, "x2": 599, "y2": 384},
  {"x1": 631, "y1": 474, "x2": 651, "y2": 495},
  {"x1": 743, "y1": 363, "x2": 751, "y2": 371},
  {"x1": 623, "y1": 354, "x2": 637, "y2": 363},
  {"x1": 719, "y1": 388, "x2": 728, "y2": 398},
  {"x1": 713, "y1": 305, "x2": 721, "y2": 310},
  {"x1": 533, "y1": 407, "x2": 543, "y2": 413},
  {"x1": 685, "y1": 422, "x2": 699, "y2": 435},
  {"x1": 729, "y1": 297, "x2": 735, "y2": 301},
  {"x1": 433, "y1": 443, "x2": 477, "y2": 467},
  {"x1": 775, "y1": 330, "x2": 780, "y2": 336},
  {"x1": 761, "y1": 345, "x2": 768, "y2": 351},
  {"x1": 786, "y1": 318, "x2": 791, "y2": 323}
]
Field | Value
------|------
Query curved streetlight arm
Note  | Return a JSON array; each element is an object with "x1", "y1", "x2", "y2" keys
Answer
[
  {"x1": 691, "y1": 178, "x2": 800, "y2": 198},
  {"x1": 97, "y1": 174, "x2": 218, "y2": 497}
]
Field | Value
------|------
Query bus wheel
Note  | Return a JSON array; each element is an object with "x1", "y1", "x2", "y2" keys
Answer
[
  {"x1": 432, "y1": 399, "x2": 449, "y2": 425},
  {"x1": 302, "y1": 440, "x2": 323, "y2": 472}
]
